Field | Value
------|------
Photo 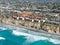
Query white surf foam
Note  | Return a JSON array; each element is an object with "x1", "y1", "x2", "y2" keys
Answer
[
  {"x1": 0, "y1": 27, "x2": 7, "y2": 30},
  {"x1": 0, "y1": 37, "x2": 5, "y2": 40},
  {"x1": 12, "y1": 30, "x2": 60, "y2": 44},
  {"x1": 13, "y1": 30, "x2": 48, "y2": 45},
  {"x1": 49, "y1": 38, "x2": 60, "y2": 44},
  {"x1": 13, "y1": 30, "x2": 48, "y2": 41},
  {"x1": 0, "y1": 24, "x2": 60, "y2": 44}
]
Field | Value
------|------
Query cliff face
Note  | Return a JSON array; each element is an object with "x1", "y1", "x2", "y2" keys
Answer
[
  {"x1": 0, "y1": 17, "x2": 60, "y2": 34},
  {"x1": 0, "y1": 9, "x2": 60, "y2": 34}
]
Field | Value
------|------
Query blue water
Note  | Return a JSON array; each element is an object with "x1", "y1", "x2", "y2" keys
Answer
[{"x1": 0, "y1": 24, "x2": 60, "y2": 45}]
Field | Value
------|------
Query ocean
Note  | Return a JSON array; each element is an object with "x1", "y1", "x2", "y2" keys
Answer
[{"x1": 0, "y1": 24, "x2": 60, "y2": 45}]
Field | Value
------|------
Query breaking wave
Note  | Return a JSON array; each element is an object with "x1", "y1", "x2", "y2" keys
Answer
[
  {"x1": 0, "y1": 24, "x2": 60, "y2": 45},
  {"x1": 0, "y1": 37, "x2": 5, "y2": 40},
  {"x1": 0, "y1": 27, "x2": 7, "y2": 30},
  {"x1": 13, "y1": 30, "x2": 60, "y2": 45}
]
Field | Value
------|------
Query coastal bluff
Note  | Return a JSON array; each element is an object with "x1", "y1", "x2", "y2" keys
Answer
[{"x1": 0, "y1": 9, "x2": 60, "y2": 35}]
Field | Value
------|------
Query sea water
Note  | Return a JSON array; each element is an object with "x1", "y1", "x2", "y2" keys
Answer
[{"x1": 0, "y1": 24, "x2": 60, "y2": 45}]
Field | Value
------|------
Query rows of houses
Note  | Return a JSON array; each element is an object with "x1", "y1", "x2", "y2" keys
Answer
[{"x1": 0, "y1": 9, "x2": 60, "y2": 34}]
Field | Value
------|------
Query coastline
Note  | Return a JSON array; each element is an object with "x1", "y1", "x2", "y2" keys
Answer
[{"x1": 0, "y1": 22, "x2": 60, "y2": 38}]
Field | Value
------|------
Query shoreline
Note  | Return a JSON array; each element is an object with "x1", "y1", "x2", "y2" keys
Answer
[{"x1": 0, "y1": 22, "x2": 60, "y2": 38}]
